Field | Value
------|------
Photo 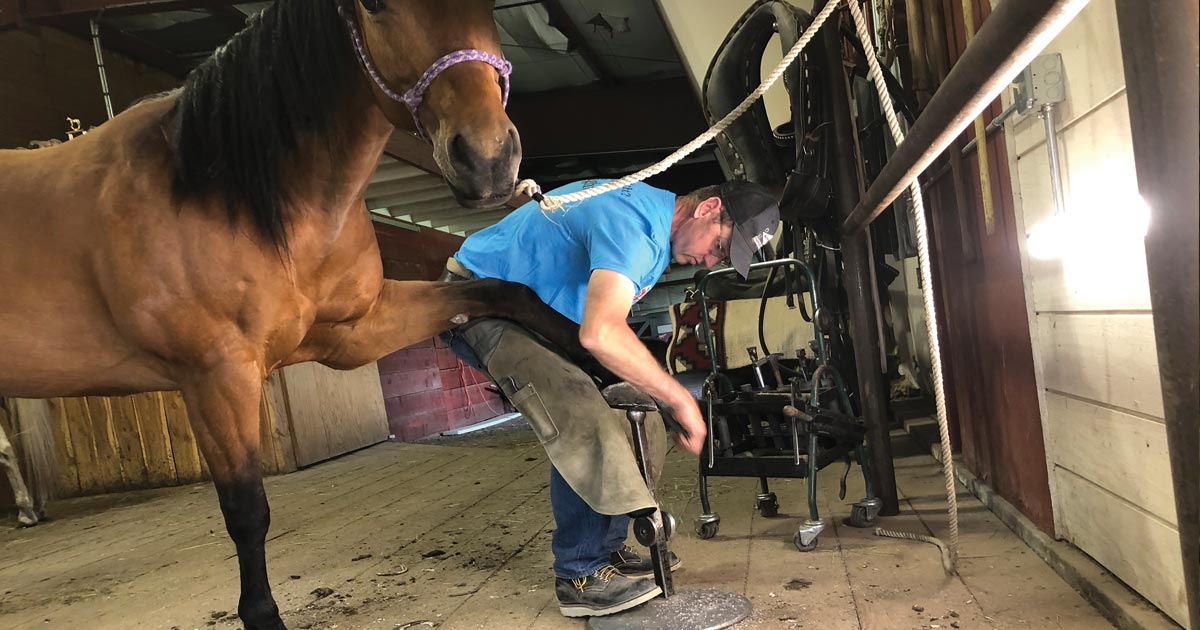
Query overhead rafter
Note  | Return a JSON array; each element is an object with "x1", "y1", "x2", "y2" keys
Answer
[
  {"x1": 3, "y1": 0, "x2": 231, "y2": 27},
  {"x1": 412, "y1": 204, "x2": 509, "y2": 225},
  {"x1": 445, "y1": 211, "x2": 513, "y2": 233},
  {"x1": 53, "y1": 13, "x2": 192, "y2": 77},
  {"x1": 541, "y1": 0, "x2": 615, "y2": 86},
  {"x1": 507, "y1": 76, "x2": 705, "y2": 157}
]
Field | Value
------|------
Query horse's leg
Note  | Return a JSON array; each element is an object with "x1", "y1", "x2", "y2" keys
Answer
[
  {"x1": 180, "y1": 364, "x2": 284, "y2": 630},
  {"x1": 313, "y1": 278, "x2": 587, "y2": 368},
  {"x1": 0, "y1": 416, "x2": 39, "y2": 527}
]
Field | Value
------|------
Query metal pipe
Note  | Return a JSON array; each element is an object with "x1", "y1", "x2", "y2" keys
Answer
[
  {"x1": 1040, "y1": 103, "x2": 1066, "y2": 216},
  {"x1": 960, "y1": 98, "x2": 1022, "y2": 155},
  {"x1": 89, "y1": 16, "x2": 115, "y2": 121},
  {"x1": 818, "y1": 1, "x2": 899, "y2": 516},
  {"x1": 1115, "y1": 1, "x2": 1199, "y2": 627},
  {"x1": 840, "y1": 0, "x2": 1090, "y2": 236}
]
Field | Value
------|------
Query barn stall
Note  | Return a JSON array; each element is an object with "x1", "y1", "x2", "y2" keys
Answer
[{"x1": 0, "y1": 1, "x2": 1194, "y2": 629}]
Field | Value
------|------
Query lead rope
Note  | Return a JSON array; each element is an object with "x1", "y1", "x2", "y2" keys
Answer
[
  {"x1": 845, "y1": 0, "x2": 959, "y2": 574},
  {"x1": 513, "y1": 0, "x2": 843, "y2": 211}
]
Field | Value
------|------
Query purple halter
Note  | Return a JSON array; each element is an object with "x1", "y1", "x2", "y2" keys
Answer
[{"x1": 342, "y1": 9, "x2": 513, "y2": 141}]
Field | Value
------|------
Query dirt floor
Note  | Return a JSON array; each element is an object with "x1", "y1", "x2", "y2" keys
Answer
[{"x1": 0, "y1": 423, "x2": 1114, "y2": 630}]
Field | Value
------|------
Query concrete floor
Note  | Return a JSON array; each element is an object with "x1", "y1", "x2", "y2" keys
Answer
[{"x1": 0, "y1": 423, "x2": 1113, "y2": 630}]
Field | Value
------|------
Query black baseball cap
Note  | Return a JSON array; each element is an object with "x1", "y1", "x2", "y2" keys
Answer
[{"x1": 719, "y1": 180, "x2": 781, "y2": 279}]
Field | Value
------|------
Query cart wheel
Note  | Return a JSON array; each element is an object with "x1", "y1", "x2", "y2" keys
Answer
[
  {"x1": 845, "y1": 503, "x2": 877, "y2": 528},
  {"x1": 756, "y1": 493, "x2": 779, "y2": 518},
  {"x1": 793, "y1": 531, "x2": 818, "y2": 552},
  {"x1": 696, "y1": 514, "x2": 721, "y2": 539}
]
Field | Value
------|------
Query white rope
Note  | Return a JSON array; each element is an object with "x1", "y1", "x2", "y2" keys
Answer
[
  {"x1": 515, "y1": 0, "x2": 844, "y2": 212},
  {"x1": 846, "y1": 0, "x2": 959, "y2": 574}
]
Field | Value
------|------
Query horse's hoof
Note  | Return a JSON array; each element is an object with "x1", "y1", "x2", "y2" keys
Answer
[
  {"x1": 243, "y1": 619, "x2": 286, "y2": 630},
  {"x1": 240, "y1": 604, "x2": 285, "y2": 630},
  {"x1": 16, "y1": 513, "x2": 39, "y2": 528}
]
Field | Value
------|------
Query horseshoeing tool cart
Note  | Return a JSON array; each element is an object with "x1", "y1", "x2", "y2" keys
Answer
[{"x1": 692, "y1": 258, "x2": 881, "y2": 552}]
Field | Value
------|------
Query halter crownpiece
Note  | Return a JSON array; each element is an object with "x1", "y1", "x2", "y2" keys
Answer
[{"x1": 341, "y1": 7, "x2": 513, "y2": 141}]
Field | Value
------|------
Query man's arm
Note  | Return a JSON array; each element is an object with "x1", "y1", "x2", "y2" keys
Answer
[{"x1": 579, "y1": 269, "x2": 707, "y2": 454}]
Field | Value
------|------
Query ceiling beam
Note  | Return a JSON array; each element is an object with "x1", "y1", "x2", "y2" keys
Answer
[
  {"x1": 365, "y1": 177, "x2": 446, "y2": 201},
  {"x1": 52, "y1": 13, "x2": 192, "y2": 77},
  {"x1": 16, "y1": 0, "x2": 219, "y2": 20},
  {"x1": 507, "y1": 76, "x2": 705, "y2": 158},
  {"x1": 384, "y1": 130, "x2": 440, "y2": 175},
  {"x1": 370, "y1": 162, "x2": 427, "y2": 184},
  {"x1": 445, "y1": 211, "x2": 513, "y2": 233},
  {"x1": 367, "y1": 188, "x2": 456, "y2": 210},
  {"x1": 416, "y1": 205, "x2": 509, "y2": 226},
  {"x1": 383, "y1": 197, "x2": 468, "y2": 218},
  {"x1": 541, "y1": 0, "x2": 615, "y2": 86}
]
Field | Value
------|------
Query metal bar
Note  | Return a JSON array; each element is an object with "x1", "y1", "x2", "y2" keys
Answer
[
  {"x1": 959, "y1": 98, "x2": 1021, "y2": 155},
  {"x1": 89, "y1": 16, "x2": 114, "y2": 120},
  {"x1": 1114, "y1": 1, "x2": 1199, "y2": 627},
  {"x1": 840, "y1": 0, "x2": 1090, "y2": 236},
  {"x1": 1040, "y1": 103, "x2": 1066, "y2": 215},
  {"x1": 818, "y1": 1, "x2": 899, "y2": 516}
]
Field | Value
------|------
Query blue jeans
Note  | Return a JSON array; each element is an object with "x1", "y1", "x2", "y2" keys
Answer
[{"x1": 551, "y1": 466, "x2": 630, "y2": 579}]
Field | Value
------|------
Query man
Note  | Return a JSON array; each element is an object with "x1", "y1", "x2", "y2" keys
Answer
[{"x1": 440, "y1": 178, "x2": 779, "y2": 617}]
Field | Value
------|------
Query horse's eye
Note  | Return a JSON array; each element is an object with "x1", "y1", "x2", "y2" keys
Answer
[{"x1": 360, "y1": 0, "x2": 385, "y2": 14}]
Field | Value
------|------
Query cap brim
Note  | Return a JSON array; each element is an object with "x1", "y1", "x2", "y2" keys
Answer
[
  {"x1": 728, "y1": 202, "x2": 780, "y2": 279},
  {"x1": 729, "y1": 229, "x2": 755, "y2": 280}
]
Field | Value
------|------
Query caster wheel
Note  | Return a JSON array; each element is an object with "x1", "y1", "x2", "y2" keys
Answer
[
  {"x1": 845, "y1": 504, "x2": 876, "y2": 528},
  {"x1": 793, "y1": 531, "x2": 818, "y2": 552},
  {"x1": 756, "y1": 493, "x2": 779, "y2": 518},
  {"x1": 695, "y1": 514, "x2": 720, "y2": 540}
]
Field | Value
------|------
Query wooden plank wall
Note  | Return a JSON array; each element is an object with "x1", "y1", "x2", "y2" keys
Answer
[
  {"x1": 1000, "y1": 0, "x2": 1187, "y2": 625},
  {"x1": 277, "y1": 363, "x2": 388, "y2": 468},
  {"x1": 922, "y1": 0, "x2": 1054, "y2": 532},
  {"x1": 1, "y1": 386, "x2": 294, "y2": 505}
]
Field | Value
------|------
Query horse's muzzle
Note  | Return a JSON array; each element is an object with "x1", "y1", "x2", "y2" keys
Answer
[{"x1": 440, "y1": 123, "x2": 522, "y2": 208}]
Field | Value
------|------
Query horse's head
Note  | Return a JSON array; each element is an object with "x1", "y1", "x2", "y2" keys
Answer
[{"x1": 345, "y1": 0, "x2": 520, "y2": 208}]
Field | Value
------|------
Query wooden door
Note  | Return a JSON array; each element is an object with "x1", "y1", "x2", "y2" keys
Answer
[{"x1": 275, "y1": 362, "x2": 389, "y2": 467}]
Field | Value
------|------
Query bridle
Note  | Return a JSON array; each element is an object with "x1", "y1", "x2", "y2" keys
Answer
[{"x1": 339, "y1": 2, "x2": 513, "y2": 141}]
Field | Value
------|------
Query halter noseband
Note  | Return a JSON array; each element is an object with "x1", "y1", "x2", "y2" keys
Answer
[{"x1": 341, "y1": 6, "x2": 513, "y2": 142}]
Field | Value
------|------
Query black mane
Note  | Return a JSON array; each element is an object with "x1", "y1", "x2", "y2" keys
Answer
[{"x1": 170, "y1": 0, "x2": 354, "y2": 248}]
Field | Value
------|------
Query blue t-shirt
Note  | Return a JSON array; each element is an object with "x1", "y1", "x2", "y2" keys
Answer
[{"x1": 454, "y1": 179, "x2": 675, "y2": 324}]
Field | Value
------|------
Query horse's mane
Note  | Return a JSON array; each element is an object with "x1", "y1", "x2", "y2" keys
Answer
[{"x1": 169, "y1": 0, "x2": 353, "y2": 248}]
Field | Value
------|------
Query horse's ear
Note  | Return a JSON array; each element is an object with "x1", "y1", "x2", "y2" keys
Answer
[{"x1": 359, "y1": 0, "x2": 385, "y2": 14}]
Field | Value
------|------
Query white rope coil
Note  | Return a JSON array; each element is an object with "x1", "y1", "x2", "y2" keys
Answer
[
  {"x1": 515, "y1": 0, "x2": 843, "y2": 212},
  {"x1": 846, "y1": 0, "x2": 959, "y2": 574}
]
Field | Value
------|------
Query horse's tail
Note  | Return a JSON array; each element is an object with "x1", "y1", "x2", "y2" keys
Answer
[{"x1": 11, "y1": 398, "x2": 57, "y2": 514}]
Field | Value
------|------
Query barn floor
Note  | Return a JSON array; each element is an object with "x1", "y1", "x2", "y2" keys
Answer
[{"x1": 0, "y1": 424, "x2": 1113, "y2": 630}]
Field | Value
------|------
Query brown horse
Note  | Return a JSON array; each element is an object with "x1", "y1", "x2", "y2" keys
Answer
[{"x1": 0, "y1": 1, "x2": 586, "y2": 628}]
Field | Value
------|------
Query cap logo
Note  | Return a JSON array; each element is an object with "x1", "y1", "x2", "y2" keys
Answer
[{"x1": 751, "y1": 229, "x2": 773, "y2": 249}]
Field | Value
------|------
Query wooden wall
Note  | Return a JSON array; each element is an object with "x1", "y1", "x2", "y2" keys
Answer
[
  {"x1": 0, "y1": 25, "x2": 177, "y2": 149},
  {"x1": 1000, "y1": 0, "x2": 1187, "y2": 624},
  {"x1": 923, "y1": 0, "x2": 1054, "y2": 533},
  {"x1": 1, "y1": 385, "x2": 293, "y2": 505}
]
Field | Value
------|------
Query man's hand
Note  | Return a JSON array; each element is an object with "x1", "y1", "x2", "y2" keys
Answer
[
  {"x1": 662, "y1": 394, "x2": 707, "y2": 455},
  {"x1": 580, "y1": 270, "x2": 709, "y2": 455}
]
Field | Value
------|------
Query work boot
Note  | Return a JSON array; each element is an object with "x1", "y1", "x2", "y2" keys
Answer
[
  {"x1": 555, "y1": 564, "x2": 662, "y2": 617},
  {"x1": 610, "y1": 545, "x2": 683, "y2": 577}
]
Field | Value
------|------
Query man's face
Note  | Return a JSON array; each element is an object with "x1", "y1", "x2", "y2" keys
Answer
[{"x1": 671, "y1": 197, "x2": 732, "y2": 269}]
